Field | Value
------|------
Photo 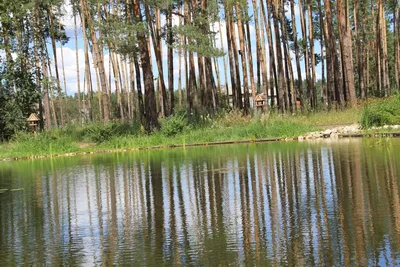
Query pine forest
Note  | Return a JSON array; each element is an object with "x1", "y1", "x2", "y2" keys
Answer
[{"x1": 0, "y1": 0, "x2": 399, "y2": 136}]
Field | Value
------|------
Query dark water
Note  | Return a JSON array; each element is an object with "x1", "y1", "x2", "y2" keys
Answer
[{"x1": 0, "y1": 139, "x2": 400, "y2": 266}]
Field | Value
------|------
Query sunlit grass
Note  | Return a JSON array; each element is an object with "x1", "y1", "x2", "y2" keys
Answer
[{"x1": 0, "y1": 99, "x2": 397, "y2": 161}]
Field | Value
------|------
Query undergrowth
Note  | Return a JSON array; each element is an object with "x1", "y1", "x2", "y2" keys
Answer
[
  {"x1": 0, "y1": 106, "x2": 371, "y2": 160},
  {"x1": 361, "y1": 96, "x2": 400, "y2": 128}
]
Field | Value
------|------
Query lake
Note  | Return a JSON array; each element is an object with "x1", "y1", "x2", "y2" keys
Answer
[{"x1": 0, "y1": 139, "x2": 400, "y2": 266}]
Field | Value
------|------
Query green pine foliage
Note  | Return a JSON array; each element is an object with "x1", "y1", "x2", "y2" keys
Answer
[
  {"x1": 0, "y1": 58, "x2": 39, "y2": 141},
  {"x1": 160, "y1": 113, "x2": 189, "y2": 137}
]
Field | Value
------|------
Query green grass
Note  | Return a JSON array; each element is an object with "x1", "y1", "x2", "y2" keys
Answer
[
  {"x1": 361, "y1": 95, "x2": 400, "y2": 128},
  {"x1": 0, "y1": 102, "x2": 392, "y2": 161},
  {"x1": 0, "y1": 113, "x2": 317, "y2": 160},
  {"x1": 296, "y1": 108, "x2": 362, "y2": 126}
]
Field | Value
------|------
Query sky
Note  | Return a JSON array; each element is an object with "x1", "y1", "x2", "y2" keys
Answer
[{"x1": 54, "y1": 0, "x2": 323, "y2": 96}]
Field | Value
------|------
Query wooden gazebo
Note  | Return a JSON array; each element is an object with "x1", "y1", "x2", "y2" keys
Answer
[
  {"x1": 27, "y1": 113, "x2": 40, "y2": 133},
  {"x1": 255, "y1": 93, "x2": 267, "y2": 111}
]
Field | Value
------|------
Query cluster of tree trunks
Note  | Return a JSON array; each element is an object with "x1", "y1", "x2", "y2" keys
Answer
[{"x1": 1, "y1": 0, "x2": 399, "y2": 131}]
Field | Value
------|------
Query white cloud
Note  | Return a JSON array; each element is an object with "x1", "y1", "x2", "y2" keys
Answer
[{"x1": 60, "y1": 2, "x2": 75, "y2": 32}]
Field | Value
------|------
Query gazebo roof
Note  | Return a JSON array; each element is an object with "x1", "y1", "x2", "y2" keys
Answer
[
  {"x1": 27, "y1": 113, "x2": 40, "y2": 122},
  {"x1": 255, "y1": 93, "x2": 267, "y2": 102}
]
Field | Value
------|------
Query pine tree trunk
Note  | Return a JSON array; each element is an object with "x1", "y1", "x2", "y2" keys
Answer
[
  {"x1": 322, "y1": 9, "x2": 333, "y2": 108},
  {"x1": 34, "y1": 38, "x2": 44, "y2": 130},
  {"x1": 188, "y1": 50, "x2": 197, "y2": 112},
  {"x1": 33, "y1": 5, "x2": 45, "y2": 130},
  {"x1": 371, "y1": 3, "x2": 380, "y2": 96},
  {"x1": 81, "y1": 0, "x2": 110, "y2": 121},
  {"x1": 198, "y1": 55, "x2": 206, "y2": 108},
  {"x1": 291, "y1": 0, "x2": 304, "y2": 110},
  {"x1": 395, "y1": 4, "x2": 399, "y2": 90},
  {"x1": 143, "y1": 4, "x2": 168, "y2": 117},
  {"x1": 252, "y1": 0, "x2": 261, "y2": 94},
  {"x1": 117, "y1": 58, "x2": 126, "y2": 119},
  {"x1": 167, "y1": 8, "x2": 174, "y2": 114},
  {"x1": 183, "y1": 4, "x2": 189, "y2": 109},
  {"x1": 120, "y1": 56, "x2": 130, "y2": 119},
  {"x1": 79, "y1": 4, "x2": 92, "y2": 120},
  {"x1": 378, "y1": 0, "x2": 390, "y2": 95},
  {"x1": 235, "y1": 3, "x2": 250, "y2": 114},
  {"x1": 219, "y1": 19, "x2": 229, "y2": 106},
  {"x1": 396, "y1": 6, "x2": 400, "y2": 90},
  {"x1": 110, "y1": 3, "x2": 125, "y2": 120},
  {"x1": 337, "y1": 0, "x2": 356, "y2": 107},
  {"x1": 229, "y1": 10, "x2": 243, "y2": 109},
  {"x1": 178, "y1": 6, "x2": 183, "y2": 107},
  {"x1": 213, "y1": 57, "x2": 221, "y2": 100},
  {"x1": 280, "y1": 0, "x2": 295, "y2": 111},
  {"x1": 271, "y1": 0, "x2": 286, "y2": 113},
  {"x1": 95, "y1": 69, "x2": 103, "y2": 120},
  {"x1": 97, "y1": 3, "x2": 111, "y2": 118},
  {"x1": 60, "y1": 24, "x2": 67, "y2": 97},
  {"x1": 197, "y1": 0, "x2": 218, "y2": 111},
  {"x1": 262, "y1": 0, "x2": 278, "y2": 107},
  {"x1": 362, "y1": 6, "x2": 368, "y2": 98},
  {"x1": 133, "y1": 54, "x2": 145, "y2": 124},
  {"x1": 133, "y1": 0, "x2": 159, "y2": 131},
  {"x1": 178, "y1": 51, "x2": 182, "y2": 108},
  {"x1": 224, "y1": 4, "x2": 238, "y2": 108},
  {"x1": 43, "y1": 51, "x2": 58, "y2": 126},
  {"x1": 318, "y1": 0, "x2": 326, "y2": 106},
  {"x1": 74, "y1": 11, "x2": 82, "y2": 122},
  {"x1": 41, "y1": 53, "x2": 52, "y2": 129},
  {"x1": 308, "y1": 1, "x2": 317, "y2": 108},
  {"x1": 211, "y1": 23, "x2": 222, "y2": 104},
  {"x1": 298, "y1": 0, "x2": 312, "y2": 109},
  {"x1": 324, "y1": 0, "x2": 344, "y2": 107},
  {"x1": 111, "y1": 52, "x2": 124, "y2": 120},
  {"x1": 127, "y1": 61, "x2": 134, "y2": 119},
  {"x1": 366, "y1": 13, "x2": 371, "y2": 96},
  {"x1": 245, "y1": 20, "x2": 256, "y2": 111},
  {"x1": 184, "y1": 1, "x2": 197, "y2": 112},
  {"x1": 205, "y1": 56, "x2": 218, "y2": 110},
  {"x1": 354, "y1": 0, "x2": 366, "y2": 100},
  {"x1": 257, "y1": 0, "x2": 269, "y2": 105},
  {"x1": 48, "y1": 7, "x2": 65, "y2": 126},
  {"x1": 87, "y1": 57, "x2": 94, "y2": 121}
]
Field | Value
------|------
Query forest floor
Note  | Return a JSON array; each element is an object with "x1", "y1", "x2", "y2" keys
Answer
[{"x1": 1, "y1": 97, "x2": 399, "y2": 162}]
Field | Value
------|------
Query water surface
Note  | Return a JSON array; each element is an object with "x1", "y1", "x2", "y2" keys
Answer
[{"x1": 1, "y1": 139, "x2": 400, "y2": 266}]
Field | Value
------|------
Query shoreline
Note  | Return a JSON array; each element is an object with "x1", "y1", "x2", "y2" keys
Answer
[{"x1": 1, "y1": 131, "x2": 399, "y2": 162}]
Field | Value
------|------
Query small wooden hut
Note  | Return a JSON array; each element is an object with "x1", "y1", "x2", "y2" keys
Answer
[
  {"x1": 27, "y1": 113, "x2": 40, "y2": 133},
  {"x1": 255, "y1": 93, "x2": 267, "y2": 111}
]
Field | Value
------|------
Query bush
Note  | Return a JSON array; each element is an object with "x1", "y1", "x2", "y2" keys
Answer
[
  {"x1": 82, "y1": 121, "x2": 141, "y2": 143},
  {"x1": 0, "y1": 59, "x2": 39, "y2": 141},
  {"x1": 214, "y1": 109, "x2": 250, "y2": 127},
  {"x1": 161, "y1": 113, "x2": 188, "y2": 137},
  {"x1": 360, "y1": 96, "x2": 400, "y2": 128}
]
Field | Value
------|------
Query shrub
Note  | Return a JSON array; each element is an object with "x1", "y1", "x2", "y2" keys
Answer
[
  {"x1": 360, "y1": 96, "x2": 400, "y2": 128},
  {"x1": 214, "y1": 109, "x2": 250, "y2": 127},
  {"x1": 82, "y1": 121, "x2": 141, "y2": 143},
  {"x1": 161, "y1": 113, "x2": 188, "y2": 137}
]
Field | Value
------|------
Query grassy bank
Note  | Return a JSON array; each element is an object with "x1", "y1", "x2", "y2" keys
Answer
[
  {"x1": 361, "y1": 95, "x2": 400, "y2": 128},
  {"x1": 1, "y1": 97, "x2": 396, "y2": 161},
  {"x1": 0, "y1": 112, "x2": 315, "y2": 160}
]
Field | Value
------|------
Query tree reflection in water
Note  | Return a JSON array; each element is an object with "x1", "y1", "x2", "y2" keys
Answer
[{"x1": 0, "y1": 139, "x2": 399, "y2": 266}]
